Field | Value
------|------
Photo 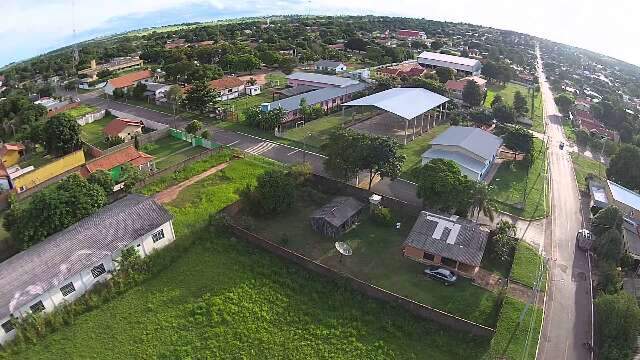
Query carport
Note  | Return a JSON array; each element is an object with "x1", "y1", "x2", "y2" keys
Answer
[{"x1": 342, "y1": 88, "x2": 450, "y2": 144}]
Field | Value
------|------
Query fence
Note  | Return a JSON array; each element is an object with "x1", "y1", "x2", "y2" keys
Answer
[
  {"x1": 76, "y1": 109, "x2": 106, "y2": 126},
  {"x1": 169, "y1": 128, "x2": 219, "y2": 149},
  {"x1": 137, "y1": 147, "x2": 222, "y2": 186},
  {"x1": 223, "y1": 216, "x2": 495, "y2": 338}
]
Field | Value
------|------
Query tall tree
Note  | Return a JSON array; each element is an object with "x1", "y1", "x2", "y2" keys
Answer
[
  {"x1": 469, "y1": 181, "x2": 495, "y2": 221},
  {"x1": 492, "y1": 102, "x2": 515, "y2": 123},
  {"x1": 88, "y1": 170, "x2": 115, "y2": 194},
  {"x1": 43, "y1": 113, "x2": 81, "y2": 156},
  {"x1": 503, "y1": 125, "x2": 534, "y2": 156},
  {"x1": 595, "y1": 292, "x2": 640, "y2": 360},
  {"x1": 181, "y1": 81, "x2": 219, "y2": 114},
  {"x1": 322, "y1": 130, "x2": 362, "y2": 182},
  {"x1": 513, "y1": 90, "x2": 528, "y2": 117},
  {"x1": 119, "y1": 163, "x2": 145, "y2": 193},
  {"x1": 607, "y1": 144, "x2": 640, "y2": 191},
  {"x1": 415, "y1": 159, "x2": 472, "y2": 213},
  {"x1": 241, "y1": 169, "x2": 296, "y2": 216},
  {"x1": 462, "y1": 79, "x2": 483, "y2": 107},
  {"x1": 360, "y1": 135, "x2": 405, "y2": 190},
  {"x1": 132, "y1": 82, "x2": 147, "y2": 100},
  {"x1": 591, "y1": 206, "x2": 624, "y2": 238},
  {"x1": 490, "y1": 94, "x2": 504, "y2": 107},
  {"x1": 185, "y1": 120, "x2": 203, "y2": 135},
  {"x1": 555, "y1": 93, "x2": 575, "y2": 115},
  {"x1": 435, "y1": 67, "x2": 455, "y2": 83}
]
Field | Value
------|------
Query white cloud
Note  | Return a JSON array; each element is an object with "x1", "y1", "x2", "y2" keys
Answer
[{"x1": 0, "y1": 0, "x2": 638, "y2": 66}]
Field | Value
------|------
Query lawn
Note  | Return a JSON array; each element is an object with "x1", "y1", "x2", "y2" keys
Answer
[
  {"x1": 244, "y1": 187, "x2": 501, "y2": 327},
  {"x1": 265, "y1": 71, "x2": 287, "y2": 87},
  {"x1": 490, "y1": 138, "x2": 548, "y2": 219},
  {"x1": 399, "y1": 124, "x2": 450, "y2": 182},
  {"x1": 62, "y1": 104, "x2": 98, "y2": 119},
  {"x1": 3, "y1": 156, "x2": 491, "y2": 359},
  {"x1": 570, "y1": 152, "x2": 606, "y2": 191},
  {"x1": 80, "y1": 115, "x2": 117, "y2": 149},
  {"x1": 510, "y1": 241, "x2": 546, "y2": 289},
  {"x1": 485, "y1": 82, "x2": 544, "y2": 133},
  {"x1": 562, "y1": 119, "x2": 577, "y2": 143},
  {"x1": 281, "y1": 110, "x2": 361, "y2": 151},
  {"x1": 486, "y1": 296, "x2": 543, "y2": 360},
  {"x1": 140, "y1": 136, "x2": 208, "y2": 170},
  {"x1": 220, "y1": 90, "x2": 274, "y2": 120}
]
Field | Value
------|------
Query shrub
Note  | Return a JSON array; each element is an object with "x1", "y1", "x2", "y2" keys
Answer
[
  {"x1": 595, "y1": 292, "x2": 640, "y2": 360},
  {"x1": 241, "y1": 169, "x2": 296, "y2": 216},
  {"x1": 289, "y1": 162, "x2": 312, "y2": 185},
  {"x1": 371, "y1": 207, "x2": 395, "y2": 226}
]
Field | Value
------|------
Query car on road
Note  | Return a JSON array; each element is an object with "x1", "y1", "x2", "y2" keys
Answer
[
  {"x1": 576, "y1": 229, "x2": 593, "y2": 250},
  {"x1": 559, "y1": 142, "x2": 565, "y2": 150},
  {"x1": 423, "y1": 266, "x2": 457, "y2": 285}
]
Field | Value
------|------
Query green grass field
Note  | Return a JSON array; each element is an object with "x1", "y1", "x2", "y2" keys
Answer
[
  {"x1": 80, "y1": 115, "x2": 117, "y2": 149},
  {"x1": 562, "y1": 120, "x2": 577, "y2": 143},
  {"x1": 246, "y1": 189, "x2": 500, "y2": 327},
  {"x1": 399, "y1": 124, "x2": 450, "y2": 182},
  {"x1": 220, "y1": 90, "x2": 274, "y2": 120},
  {"x1": 141, "y1": 136, "x2": 208, "y2": 170},
  {"x1": 490, "y1": 138, "x2": 548, "y2": 219},
  {"x1": 571, "y1": 152, "x2": 606, "y2": 191},
  {"x1": 486, "y1": 296, "x2": 543, "y2": 360},
  {"x1": 265, "y1": 71, "x2": 287, "y2": 87},
  {"x1": 281, "y1": 112, "x2": 352, "y2": 151},
  {"x1": 510, "y1": 241, "x2": 546, "y2": 289},
  {"x1": 62, "y1": 104, "x2": 98, "y2": 119},
  {"x1": 485, "y1": 82, "x2": 544, "y2": 133},
  {"x1": 3, "y1": 156, "x2": 491, "y2": 359}
]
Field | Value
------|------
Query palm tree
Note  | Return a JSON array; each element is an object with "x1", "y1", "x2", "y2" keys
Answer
[{"x1": 469, "y1": 181, "x2": 495, "y2": 222}]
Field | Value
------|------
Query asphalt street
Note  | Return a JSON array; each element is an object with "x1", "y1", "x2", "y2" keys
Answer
[{"x1": 536, "y1": 47, "x2": 593, "y2": 360}]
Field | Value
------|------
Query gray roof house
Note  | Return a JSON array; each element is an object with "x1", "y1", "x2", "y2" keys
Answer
[
  {"x1": 287, "y1": 72, "x2": 360, "y2": 88},
  {"x1": 310, "y1": 196, "x2": 365, "y2": 238},
  {"x1": 0, "y1": 194, "x2": 175, "y2": 345},
  {"x1": 421, "y1": 126, "x2": 503, "y2": 181},
  {"x1": 315, "y1": 60, "x2": 347, "y2": 73},
  {"x1": 403, "y1": 211, "x2": 489, "y2": 276}
]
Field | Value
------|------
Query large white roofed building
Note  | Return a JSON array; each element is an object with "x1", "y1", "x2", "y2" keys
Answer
[{"x1": 417, "y1": 51, "x2": 482, "y2": 76}]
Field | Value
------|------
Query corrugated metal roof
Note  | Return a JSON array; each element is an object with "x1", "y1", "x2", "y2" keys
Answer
[
  {"x1": 310, "y1": 196, "x2": 365, "y2": 228},
  {"x1": 608, "y1": 180, "x2": 640, "y2": 211},
  {"x1": 417, "y1": 51, "x2": 481, "y2": 67},
  {"x1": 422, "y1": 148, "x2": 486, "y2": 175},
  {"x1": 286, "y1": 72, "x2": 360, "y2": 88},
  {"x1": 343, "y1": 88, "x2": 449, "y2": 120},
  {"x1": 0, "y1": 195, "x2": 172, "y2": 319},
  {"x1": 404, "y1": 211, "x2": 488, "y2": 266},
  {"x1": 316, "y1": 60, "x2": 345, "y2": 68},
  {"x1": 267, "y1": 83, "x2": 367, "y2": 112},
  {"x1": 430, "y1": 126, "x2": 503, "y2": 161}
]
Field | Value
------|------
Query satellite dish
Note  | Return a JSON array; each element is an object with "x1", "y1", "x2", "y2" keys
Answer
[{"x1": 335, "y1": 242, "x2": 353, "y2": 256}]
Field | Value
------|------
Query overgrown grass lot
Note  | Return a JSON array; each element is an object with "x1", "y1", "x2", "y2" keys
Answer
[
  {"x1": 220, "y1": 90, "x2": 274, "y2": 121},
  {"x1": 510, "y1": 241, "x2": 546, "y2": 289},
  {"x1": 490, "y1": 138, "x2": 548, "y2": 219},
  {"x1": 485, "y1": 82, "x2": 544, "y2": 133},
  {"x1": 570, "y1": 152, "x2": 606, "y2": 191},
  {"x1": 562, "y1": 119, "x2": 577, "y2": 143},
  {"x1": 241, "y1": 186, "x2": 501, "y2": 327},
  {"x1": 80, "y1": 115, "x2": 117, "y2": 149},
  {"x1": 281, "y1": 109, "x2": 368, "y2": 151},
  {"x1": 62, "y1": 104, "x2": 98, "y2": 119},
  {"x1": 141, "y1": 136, "x2": 208, "y2": 170},
  {"x1": 5, "y1": 156, "x2": 491, "y2": 359},
  {"x1": 399, "y1": 124, "x2": 450, "y2": 182},
  {"x1": 487, "y1": 296, "x2": 543, "y2": 360}
]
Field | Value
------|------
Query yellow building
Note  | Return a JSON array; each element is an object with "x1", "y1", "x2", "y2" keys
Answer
[
  {"x1": 12, "y1": 150, "x2": 86, "y2": 193},
  {"x1": 0, "y1": 143, "x2": 25, "y2": 167}
]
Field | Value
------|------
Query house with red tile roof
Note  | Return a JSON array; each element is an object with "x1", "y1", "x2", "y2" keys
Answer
[
  {"x1": 103, "y1": 70, "x2": 153, "y2": 95},
  {"x1": 0, "y1": 143, "x2": 25, "y2": 167},
  {"x1": 396, "y1": 30, "x2": 426, "y2": 40},
  {"x1": 445, "y1": 76, "x2": 487, "y2": 100},
  {"x1": 209, "y1": 76, "x2": 245, "y2": 100},
  {"x1": 80, "y1": 146, "x2": 154, "y2": 183},
  {"x1": 103, "y1": 118, "x2": 144, "y2": 141}
]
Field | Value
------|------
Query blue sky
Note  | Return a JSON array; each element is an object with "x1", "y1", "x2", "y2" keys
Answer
[{"x1": 1, "y1": 0, "x2": 638, "y2": 68}]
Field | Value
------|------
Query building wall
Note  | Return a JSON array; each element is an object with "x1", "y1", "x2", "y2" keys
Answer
[
  {"x1": 417, "y1": 58, "x2": 481, "y2": 76},
  {"x1": 0, "y1": 220, "x2": 175, "y2": 345},
  {"x1": 12, "y1": 150, "x2": 86, "y2": 193},
  {"x1": 402, "y1": 245, "x2": 478, "y2": 277},
  {"x1": 116, "y1": 125, "x2": 143, "y2": 141},
  {"x1": 1, "y1": 151, "x2": 21, "y2": 167}
]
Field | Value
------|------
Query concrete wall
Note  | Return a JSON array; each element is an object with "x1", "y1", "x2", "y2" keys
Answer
[
  {"x1": 12, "y1": 150, "x2": 86, "y2": 193},
  {"x1": 76, "y1": 109, "x2": 106, "y2": 126},
  {"x1": 225, "y1": 220, "x2": 495, "y2": 338},
  {"x1": 0, "y1": 220, "x2": 176, "y2": 345}
]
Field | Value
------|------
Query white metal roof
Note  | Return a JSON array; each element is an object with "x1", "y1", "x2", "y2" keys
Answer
[
  {"x1": 343, "y1": 88, "x2": 449, "y2": 120},
  {"x1": 286, "y1": 72, "x2": 359, "y2": 88},
  {"x1": 417, "y1": 51, "x2": 481, "y2": 67},
  {"x1": 608, "y1": 180, "x2": 640, "y2": 211},
  {"x1": 429, "y1": 126, "x2": 503, "y2": 161}
]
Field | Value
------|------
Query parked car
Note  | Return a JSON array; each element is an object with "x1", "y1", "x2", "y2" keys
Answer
[
  {"x1": 559, "y1": 142, "x2": 565, "y2": 150},
  {"x1": 423, "y1": 266, "x2": 457, "y2": 285},
  {"x1": 576, "y1": 229, "x2": 593, "y2": 250}
]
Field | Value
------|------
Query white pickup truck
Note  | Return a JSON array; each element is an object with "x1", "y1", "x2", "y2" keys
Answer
[{"x1": 576, "y1": 229, "x2": 593, "y2": 250}]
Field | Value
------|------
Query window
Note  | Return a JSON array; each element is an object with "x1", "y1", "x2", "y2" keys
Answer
[
  {"x1": 422, "y1": 252, "x2": 435, "y2": 261},
  {"x1": 91, "y1": 263, "x2": 106, "y2": 278},
  {"x1": 29, "y1": 300, "x2": 45, "y2": 314},
  {"x1": 1, "y1": 320, "x2": 14, "y2": 334},
  {"x1": 60, "y1": 282, "x2": 76, "y2": 297},
  {"x1": 152, "y1": 229, "x2": 165, "y2": 243}
]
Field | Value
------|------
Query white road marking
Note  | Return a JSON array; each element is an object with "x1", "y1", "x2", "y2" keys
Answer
[
  {"x1": 244, "y1": 142, "x2": 279, "y2": 155},
  {"x1": 287, "y1": 149, "x2": 300, "y2": 156},
  {"x1": 227, "y1": 140, "x2": 239, "y2": 146}
]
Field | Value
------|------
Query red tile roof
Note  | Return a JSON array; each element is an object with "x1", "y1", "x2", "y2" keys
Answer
[
  {"x1": 107, "y1": 70, "x2": 153, "y2": 89},
  {"x1": 397, "y1": 67, "x2": 426, "y2": 78},
  {"x1": 377, "y1": 67, "x2": 400, "y2": 77},
  {"x1": 445, "y1": 79, "x2": 466, "y2": 92},
  {"x1": 103, "y1": 118, "x2": 144, "y2": 137},
  {"x1": 209, "y1": 76, "x2": 244, "y2": 90},
  {"x1": 81, "y1": 146, "x2": 153, "y2": 176}
]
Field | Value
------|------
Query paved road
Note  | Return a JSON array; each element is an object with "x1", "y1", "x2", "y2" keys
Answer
[{"x1": 536, "y1": 47, "x2": 593, "y2": 360}]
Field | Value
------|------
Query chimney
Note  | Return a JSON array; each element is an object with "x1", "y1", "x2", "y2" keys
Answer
[{"x1": 90, "y1": 59, "x2": 96, "y2": 70}]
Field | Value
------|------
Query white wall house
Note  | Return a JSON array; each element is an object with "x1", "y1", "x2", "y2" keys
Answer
[
  {"x1": 421, "y1": 126, "x2": 502, "y2": 181},
  {"x1": 417, "y1": 51, "x2": 482, "y2": 76},
  {"x1": 0, "y1": 195, "x2": 175, "y2": 345},
  {"x1": 315, "y1": 60, "x2": 347, "y2": 73},
  {"x1": 210, "y1": 77, "x2": 245, "y2": 101},
  {"x1": 245, "y1": 84, "x2": 262, "y2": 96}
]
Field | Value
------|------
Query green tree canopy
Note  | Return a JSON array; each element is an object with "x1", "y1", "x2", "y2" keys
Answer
[
  {"x1": 592, "y1": 206, "x2": 624, "y2": 238},
  {"x1": 607, "y1": 144, "x2": 640, "y2": 191},
  {"x1": 242, "y1": 168, "x2": 296, "y2": 216},
  {"x1": 462, "y1": 79, "x2": 483, "y2": 107},
  {"x1": 435, "y1": 67, "x2": 455, "y2": 83},
  {"x1": 43, "y1": 113, "x2": 82, "y2": 156},
  {"x1": 119, "y1": 162, "x2": 145, "y2": 193},
  {"x1": 359, "y1": 135, "x2": 405, "y2": 190},
  {"x1": 88, "y1": 169, "x2": 115, "y2": 194},
  {"x1": 185, "y1": 120, "x2": 203, "y2": 135},
  {"x1": 555, "y1": 93, "x2": 575, "y2": 115},
  {"x1": 595, "y1": 292, "x2": 640, "y2": 360},
  {"x1": 181, "y1": 81, "x2": 219, "y2": 114},
  {"x1": 415, "y1": 159, "x2": 472, "y2": 213},
  {"x1": 513, "y1": 90, "x2": 528, "y2": 117},
  {"x1": 503, "y1": 125, "x2": 534, "y2": 155},
  {"x1": 322, "y1": 130, "x2": 363, "y2": 182}
]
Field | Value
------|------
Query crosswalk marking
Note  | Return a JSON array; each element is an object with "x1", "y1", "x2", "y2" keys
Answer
[{"x1": 244, "y1": 142, "x2": 279, "y2": 155}]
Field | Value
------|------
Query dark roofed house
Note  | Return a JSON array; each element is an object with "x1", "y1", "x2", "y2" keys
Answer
[
  {"x1": 310, "y1": 196, "x2": 365, "y2": 238},
  {"x1": 315, "y1": 60, "x2": 347, "y2": 73},
  {"x1": 403, "y1": 211, "x2": 488, "y2": 277},
  {"x1": 0, "y1": 194, "x2": 175, "y2": 345}
]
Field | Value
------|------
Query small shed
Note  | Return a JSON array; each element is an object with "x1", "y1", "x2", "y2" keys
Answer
[{"x1": 310, "y1": 196, "x2": 365, "y2": 238}]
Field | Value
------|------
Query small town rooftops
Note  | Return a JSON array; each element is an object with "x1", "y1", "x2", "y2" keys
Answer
[
  {"x1": 209, "y1": 76, "x2": 244, "y2": 90},
  {"x1": 103, "y1": 118, "x2": 144, "y2": 137},
  {"x1": 404, "y1": 211, "x2": 488, "y2": 266},
  {"x1": 608, "y1": 180, "x2": 640, "y2": 212},
  {"x1": 275, "y1": 84, "x2": 320, "y2": 97},
  {"x1": 287, "y1": 72, "x2": 360, "y2": 88},
  {"x1": 343, "y1": 88, "x2": 449, "y2": 120},
  {"x1": 107, "y1": 70, "x2": 153, "y2": 89},
  {"x1": 81, "y1": 146, "x2": 153, "y2": 176},
  {"x1": 0, "y1": 143, "x2": 24, "y2": 157},
  {"x1": 311, "y1": 196, "x2": 365, "y2": 227},
  {"x1": 0, "y1": 194, "x2": 172, "y2": 319},
  {"x1": 267, "y1": 83, "x2": 367, "y2": 112},
  {"x1": 430, "y1": 126, "x2": 503, "y2": 161}
]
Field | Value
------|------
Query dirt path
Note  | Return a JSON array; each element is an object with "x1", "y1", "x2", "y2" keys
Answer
[{"x1": 154, "y1": 162, "x2": 229, "y2": 204}]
